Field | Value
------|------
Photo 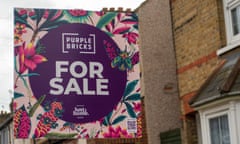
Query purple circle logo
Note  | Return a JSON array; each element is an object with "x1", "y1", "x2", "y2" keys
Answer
[{"x1": 29, "y1": 23, "x2": 127, "y2": 123}]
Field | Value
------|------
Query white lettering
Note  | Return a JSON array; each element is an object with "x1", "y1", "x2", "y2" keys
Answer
[
  {"x1": 97, "y1": 79, "x2": 109, "y2": 95},
  {"x1": 49, "y1": 61, "x2": 109, "y2": 96},
  {"x1": 70, "y1": 61, "x2": 88, "y2": 78},
  {"x1": 89, "y1": 62, "x2": 103, "y2": 78},
  {"x1": 49, "y1": 78, "x2": 64, "y2": 95},
  {"x1": 83, "y1": 78, "x2": 95, "y2": 95},
  {"x1": 64, "y1": 78, "x2": 82, "y2": 95},
  {"x1": 56, "y1": 61, "x2": 69, "y2": 77}
]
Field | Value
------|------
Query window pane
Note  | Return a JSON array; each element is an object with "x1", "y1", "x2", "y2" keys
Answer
[
  {"x1": 231, "y1": 6, "x2": 240, "y2": 35},
  {"x1": 220, "y1": 116, "x2": 230, "y2": 144},
  {"x1": 210, "y1": 117, "x2": 220, "y2": 144},
  {"x1": 209, "y1": 115, "x2": 230, "y2": 144}
]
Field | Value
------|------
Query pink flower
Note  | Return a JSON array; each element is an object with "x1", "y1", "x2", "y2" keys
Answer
[
  {"x1": 96, "y1": 11, "x2": 105, "y2": 16},
  {"x1": 133, "y1": 102, "x2": 141, "y2": 112},
  {"x1": 17, "y1": 42, "x2": 47, "y2": 73},
  {"x1": 68, "y1": 10, "x2": 88, "y2": 16},
  {"x1": 19, "y1": 9, "x2": 27, "y2": 16},
  {"x1": 19, "y1": 111, "x2": 31, "y2": 138},
  {"x1": 28, "y1": 11, "x2": 36, "y2": 17},
  {"x1": 65, "y1": 10, "x2": 91, "y2": 23},
  {"x1": 43, "y1": 10, "x2": 50, "y2": 19},
  {"x1": 14, "y1": 107, "x2": 31, "y2": 138},
  {"x1": 123, "y1": 32, "x2": 139, "y2": 44},
  {"x1": 103, "y1": 126, "x2": 133, "y2": 138}
]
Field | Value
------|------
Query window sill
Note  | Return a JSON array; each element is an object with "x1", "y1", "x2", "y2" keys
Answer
[{"x1": 217, "y1": 41, "x2": 240, "y2": 55}]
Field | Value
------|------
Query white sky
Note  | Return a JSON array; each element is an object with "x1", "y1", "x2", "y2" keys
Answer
[{"x1": 0, "y1": 0, "x2": 145, "y2": 112}]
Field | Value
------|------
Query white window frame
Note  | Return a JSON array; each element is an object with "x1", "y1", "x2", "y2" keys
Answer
[
  {"x1": 218, "y1": 0, "x2": 240, "y2": 55},
  {"x1": 199, "y1": 101, "x2": 240, "y2": 144}
]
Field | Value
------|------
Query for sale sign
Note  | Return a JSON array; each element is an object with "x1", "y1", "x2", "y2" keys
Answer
[{"x1": 14, "y1": 8, "x2": 141, "y2": 138}]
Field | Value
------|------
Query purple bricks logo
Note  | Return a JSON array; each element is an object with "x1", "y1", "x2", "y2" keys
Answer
[{"x1": 62, "y1": 33, "x2": 96, "y2": 54}]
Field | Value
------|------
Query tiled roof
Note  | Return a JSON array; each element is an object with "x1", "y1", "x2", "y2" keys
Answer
[{"x1": 190, "y1": 54, "x2": 240, "y2": 107}]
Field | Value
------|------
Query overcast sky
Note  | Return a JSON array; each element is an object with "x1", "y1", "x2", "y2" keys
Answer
[{"x1": 0, "y1": 0, "x2": 145, "y2": 112}]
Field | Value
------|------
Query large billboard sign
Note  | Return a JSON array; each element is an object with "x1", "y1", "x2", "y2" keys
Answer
[{"x1": 14, "y1": 8, "x2": 141, "y2": 138}]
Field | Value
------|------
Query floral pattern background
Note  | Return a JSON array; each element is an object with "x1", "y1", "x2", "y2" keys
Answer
[{"x1": 14, "y1": 8, "x2": 141, "y2": 139}]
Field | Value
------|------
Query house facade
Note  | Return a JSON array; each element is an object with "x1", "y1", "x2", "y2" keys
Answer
[{"x1": 171, "y1": 0, "x2": 240, "y2": 144}]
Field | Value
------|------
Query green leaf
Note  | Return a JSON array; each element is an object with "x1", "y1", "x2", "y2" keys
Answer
[
  {"x1": 47, "y1": 10, "x2": 64, "y2": 22},
  {"x1": 29, "y1": 95, "x2": 46, "y2": 117},
  {"x1": 102, "y1": 117, "x2": 109, "y2": 126},
  {"x1": 14, "y1": 9, "x2": 22, "y2": 19},
  {"x1": 46, "y1": 9, "x2": 58, "y2": 21},
  {"x1": 14, "y1": 9, "x2": 32, "y2": 29},
  {"x1": 14, "y1": 9, "x2": 27, "y2": 22},
  {"x1": 125, "y1": 102, "x2": 136, "y2": 118},
  {"x1": 125, "y1": 93, "x2": 141, "y2": 101},
  {"x1": 112, "y1": 115, "x2": 127, "y2": 125},
  {"x1": 21, "y1": 73, "x2": 40, "y2": 77},
  {"x1": 124, "y1": 58, "x2": 133, "y2": 70},
  {"x1": 15, "y1": 18, "x2": 27, "y2": 25},
  {"x1": 45, "y1": 132, "x2": 78, "y2": 139},
  {"x1": 131, "y1": 13, "x2": 138, "y2": 21},
  {"x1": 20, "y1": 76, "x2": 29, "y2": 89},
  {"x1": 123, "y1": 80, "x2": 139, "y2": 97},
  {"x1": 133, "y1": 24, "x2": 138, "y2": 30},
  {"x1": 105, "y1": 31, "x2": 114, "y2": 37},
  {"x1": 111, "y1": 56, "x2": 122, "y2": 68},
  {"x1": 96, "y1": 12, "x2": 117, "y2": 29},
  {"x1": 35, "y1": 9, "x2": 44, "y2": 25},
  {"x1": 40, "y1": 25, "x2": 59, "y2": 31},
  {"x1": 101, "y1": 111, "x2": 114, "y2": 125},
  {"x1": 107, "y1": 111, "x2": 113, "y2": 122},
  {"x1": 14, "y1": 92, "x2": 24, "y2": 99},
  {"x1": 14, "y1": 56, "x2": 18, "y2": 73},
  {"x1": 39, "y1": 20, "x2": 68, "y2": 31}
]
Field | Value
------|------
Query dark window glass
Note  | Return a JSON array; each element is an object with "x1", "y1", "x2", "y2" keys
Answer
[{"x1": 209, "y1": 115, "x2": 230, "y2": 144}]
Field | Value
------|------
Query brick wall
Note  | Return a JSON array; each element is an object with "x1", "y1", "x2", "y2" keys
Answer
[
  {"x1": 172, "y1": 0, "x2": 222, "y2": 68},
  {"x1": 171, "y1": 0, "x2": 226, "y2": 144}
]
